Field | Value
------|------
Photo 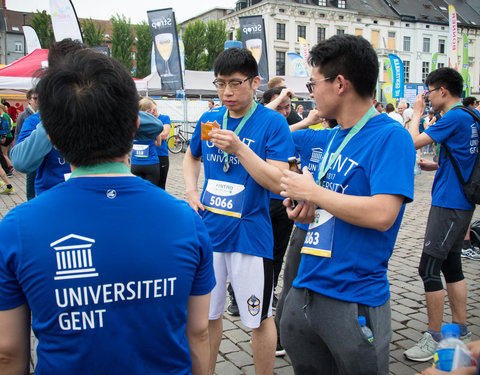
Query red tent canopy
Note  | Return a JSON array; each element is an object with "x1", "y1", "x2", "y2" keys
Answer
[{"x1": 0, "y1": 49, "x2": 146, "y2": 92}]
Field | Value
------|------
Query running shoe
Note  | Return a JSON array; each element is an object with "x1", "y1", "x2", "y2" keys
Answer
[
  {"x1": 461, "y1": 247, "x2": 480, "y2": 261},
  {"x1": 403, "y1": 332, "x2": 437, "y2": 362}
]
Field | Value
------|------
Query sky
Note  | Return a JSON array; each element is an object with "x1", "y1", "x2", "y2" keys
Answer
[{"x1": 7, "y1": 0, "x2": 238, "y2": 24}]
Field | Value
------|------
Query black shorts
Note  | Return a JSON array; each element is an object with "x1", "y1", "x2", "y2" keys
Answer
[{"x1": 423, "y1": 205, "x2": 474, "y2": 260}]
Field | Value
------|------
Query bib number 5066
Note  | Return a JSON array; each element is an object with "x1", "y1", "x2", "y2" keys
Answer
[
  {"x1": 210, "y1": 196, "x2": 233, "y2": 209},
  {"x1": 305, "y1": 231, "x2": 320, "y2": 246}
]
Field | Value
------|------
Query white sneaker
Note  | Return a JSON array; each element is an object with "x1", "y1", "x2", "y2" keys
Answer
[
  {"x1": 404, "y1": 332, "x2": 438, "y2": 362},
  {"x1": 461, "y1": 247, "x2": 480, "y2": 261}
]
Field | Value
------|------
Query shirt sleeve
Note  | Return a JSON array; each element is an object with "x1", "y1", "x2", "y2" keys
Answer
[
  {"x1": 190, "y1": 211, "x2": 216, "y2": 296},
  {"x1": 11, "y1": 122, "x2": 53, "y2": 173},
  {"x1": 0, "y1": 211, "x2": 27, "y2": 311},
  {"x1": 189, "y1": 118, "x2": 203, "y2": 158},
  {"x1": 266, "y1": 112, "x2": 296, "y2": 162},
  {"x1": 425, "y1": 112, "x2": 456, "y2": 144},
  {"x1": 135, "y1": 111, "x2": 164, "y2": 141},
  {"x1": 370, "y1": 126, "x2": 415, "y2": 203}
]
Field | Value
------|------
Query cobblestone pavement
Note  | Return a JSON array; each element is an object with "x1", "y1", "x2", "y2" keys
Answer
[{"x1": 1, "y1": 152, "x2": 479, "y2": 375}]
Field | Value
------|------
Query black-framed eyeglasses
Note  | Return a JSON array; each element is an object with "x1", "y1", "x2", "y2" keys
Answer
[
  {"x1": 213, "y1": 76, "x2": 255, "y2": 91},
  {"x1": 306, "y1": 76, "x2": 337, "y2": 94},
  {"x1": 424, "y1": 87, "x2": 441, "y2": 99}
]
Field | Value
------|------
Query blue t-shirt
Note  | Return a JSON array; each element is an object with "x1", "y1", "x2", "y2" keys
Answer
[
  {"x1": 425, "y1": 105, "x2": 479, "y2": 210},
  {"x1": 16, "y1": 113, "x2": 71, "y2": 195},
  {"x1": 293, "y1": 113, "x2": 415, "y2": 307},
  {"x1": 0, "y1": 176, "x2": 215, "y2": 374},
  {"x1": 189, "y1": 104, "x2": 295, "y2": 259},
  {"x1": 131, "y1": 139, "x2": 158, "y2": 165},
  {"x1": 292, "y1": 128, "x2": 330, "y2": 231},
  {"x1": 156, "y1": 114, "x2": 171, "y2": 157}
]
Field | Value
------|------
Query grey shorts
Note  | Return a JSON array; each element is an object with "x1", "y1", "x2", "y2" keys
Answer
[{"x1": 423, "y1": 205, "x2": 474, "y2": 260}]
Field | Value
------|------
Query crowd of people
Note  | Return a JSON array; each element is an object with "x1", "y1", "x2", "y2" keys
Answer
[{"x1": 0, "y1": 34, "x2": 479, "y2": 375}]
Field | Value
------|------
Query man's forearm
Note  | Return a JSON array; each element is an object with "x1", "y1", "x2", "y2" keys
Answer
[
  {"x1": 235, "y1": 142, "x2": 286, "y2": 194},
  {"x1": 183, "y1": 148, "x2": 202, "y2": 193}
]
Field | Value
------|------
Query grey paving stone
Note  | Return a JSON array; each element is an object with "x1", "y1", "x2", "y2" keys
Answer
[{"x1": 225, "y1": 350, "x2": 254, "y2": 368}]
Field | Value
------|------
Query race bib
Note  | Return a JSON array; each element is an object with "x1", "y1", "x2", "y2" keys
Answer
[
  {"x1": 301, "y1": 209, "x2": 335, "y2": 258},
  {"x1": 202, "y1": 179, "x2": 245, "y2": 218},
  {"x1": 132, "y1": 144, "x2": 149, "y2": 158}
]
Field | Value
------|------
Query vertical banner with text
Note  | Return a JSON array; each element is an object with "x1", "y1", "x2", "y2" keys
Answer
[
  {"x1": 49, "y1": 0, "x2": 83, "y2": 42},
  {"x1": 23, "y1": 26, "x2": 42, "y2": 54},
  {"x1": 147, "y1": 8, "x2": 184, "y2": 92},
  {"x1": 461, "y1": 33, "x2": 470, "y2": 96},
  {"x1": 448, "y1": 5, "x2": 458, "y2": 71},
  {"x1": 239, "y1": 16, "x2": 269, "y2": 91},
  {"x1": 389, "y1": 54, "x2": 405, "y2": 98}
]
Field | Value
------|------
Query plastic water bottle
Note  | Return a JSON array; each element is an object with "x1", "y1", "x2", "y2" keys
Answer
[
  {"x1": 414, "y1": 153, "x2": 422, "y2": 175},
  {"x1": 433, "y1": 324, "x2": 477, "y2": 371},
  {"x1": 358, "y1": 316, "x2": 374, "y2": 343}
]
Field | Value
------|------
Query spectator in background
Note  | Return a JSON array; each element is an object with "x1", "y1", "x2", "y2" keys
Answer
[
  {"x1": 463, "y1": 96, "x2": 477, "y2": 110},
  {"x1": 296, "y1": 104, "x2": 305, "y2": 118},
  {"x1": 386, "y1": 103, "x2": 404, "y2": 124},
  {"x1": 267, "y1": 76, "x2": 303, "y2": 125},
  {"x1": 208, "y1": 100, "x2": 215, "y2": 110},
  {"x1": 375, "y1": 102, "x2": 384, "y2": 113},
  {"x1": 138, "y1": 97, "x2": 171, "y2": 190}
]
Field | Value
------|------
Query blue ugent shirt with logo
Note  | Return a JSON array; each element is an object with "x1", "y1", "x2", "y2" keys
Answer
[
  {"x1": 189, "y1": 105, "x2": 295, "y2": 259},
  {"x1": 291, "y1": 128, "x2": 330, "y2": 231},
  {"x1": 0, "y1": 176, "x2": 215, "y2": 374},
  {"x1": 293, "y1": 114, "x2": 415, "y2": 307},
  {"x1": 425, "y1": 107, "x2": 479, "y2": 210}
]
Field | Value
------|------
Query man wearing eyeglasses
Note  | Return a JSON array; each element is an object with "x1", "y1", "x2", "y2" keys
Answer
[
  {"x1": 403, "y1": 67, "x2": 478, "y2": 362},
  {"x1": 279, "y1": 35, "x2": 415, "y2": 374},
  {"x1": 183, "y1": 47, "x2": 294, "y2": 375}
]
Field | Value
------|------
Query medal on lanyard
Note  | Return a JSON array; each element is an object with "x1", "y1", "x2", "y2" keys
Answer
[
  {"x1": 222, "y1": 101, "x2": 258, "y2": 173},
  {"x1": 316, "y1": 106, "x2": 378, "y2": 185}
]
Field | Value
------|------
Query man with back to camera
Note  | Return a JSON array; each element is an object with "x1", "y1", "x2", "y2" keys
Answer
[
  {"x1": 0, "y1": 49, "x2": 215, "y2": 375},
  {"x1": 279, "y1": 34, "x2": 415, "y2": 374},
  {"x1": 404, "y1": 67, "x2": 478, "y2": 362},
  {"x1": 183, "y1": 47, "x2": 295, "y2": 375}
]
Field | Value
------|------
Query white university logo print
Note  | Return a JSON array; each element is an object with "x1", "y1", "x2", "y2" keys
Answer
[{"x1": 51, "y1": 234, "x2": 99, "y2": 280}]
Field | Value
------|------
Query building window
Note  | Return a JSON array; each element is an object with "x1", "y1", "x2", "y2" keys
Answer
[
  {"x1": 299, "y1": 11, "x2": 306, "y2": 15},
  {"x1": 276, "y1": 51, "x2": 286, "y2": 75},
  {"x1": 355, "y1": 28, "x2": 362, "y2": 36},
  {"x1": 317, "y1": 27, "x2": 326, "y2": 42},
  {"x1": 422, "y1": 62, "x2": 430, "y2": 82},
  {"x1": 423, "y1": 37, "x2": 430, "y2": 53},
  {"x1": 387, "y1": 32, "x2": 395, "y2": 49},
  {"x1": 403, "y1": 36, "x2": 411, "y2": 52},
  {"x1": 403, "y1": 60, "x2": 410, "y2": 83},
  {"x1": 277, "y1": 23, "x2": 286, "y2": 40},
  {"x1": 338, "y1": 0, "x2": 346, "y2": 8},
  {"x1": 318, "y1": 0, "x2": 326, "y2": 5},
  {"x1": 14, "y1": 42, "x2": 23, "y2": 53},
  {"x1": 438, "y1": 39, "x2": 445, "y2": 54},
  {"x1": 279, "y1": 8, "x2": 285, "y2": 12},
  {"x1": 371, "y1": 30, "x2": 379, "y2": 48},
  {"x1": 336, "y1": 29, "x2": 345, "y2": 35},
  {"x1": 438, "y1": 62, "x2": 445, "y2": 68},
  {"x1": 298, "y1": 25, "x2": 306, "y2": 39}
]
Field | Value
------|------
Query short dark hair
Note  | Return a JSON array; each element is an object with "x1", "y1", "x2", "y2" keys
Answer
[
  {"x1": 262, "y1": 87, "x2": 284, "y2": 104},
  {"x1": 375, "y1": 102, "x2": 383, "y2": 109},
  {"x1": 26, "y1": 88, "x2": 37, "y2": 100},
  {"x1": 425, "y1": 67, "x2": 463, "y2": 98},
  {"x1": 48, "y1": 38, "x2": 86, "y2": 68},
  {"x1": 213, "y1": 48, "x2": 258, "y2": 78},
  {"x1": 385, "y1": 103, "x2": 395, "y2": 113},
  {"x1": 463, "y1": 96, "x2": 477, "y2": 107},
  {"x1": 37, "y1": 49, "x2": 138, "y2": 166},
  {"x1": 309, "y1": 35, "x2": 378, "y2": 98}
]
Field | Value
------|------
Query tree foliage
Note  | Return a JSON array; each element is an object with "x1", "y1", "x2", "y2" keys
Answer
[
  {"x1": 183, "y1": 20, "x2": 207, "y2": 71},
  {"x1": 81, "y1": 18, "x2": 105, "y2": 48},
  {"x1": 110, "y1": 14, "x2": 135, "y2": 73},
  {"x1": 205, "y1": 20, "x2": 227, "y2": 70},
  {"x1": 28, "y1": 10, "x2": 55, "y2": 49},
  {"x1": 183, "y1": 20, "x2": 227, "y2": 71},
  {"x1": 134, "y1": 21, "x2": 152, "y2": 78}
]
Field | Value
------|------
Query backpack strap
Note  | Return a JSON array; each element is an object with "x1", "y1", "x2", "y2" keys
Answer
[{"x1": 443, "y1": 106, "x2": 480, "y2": 186}]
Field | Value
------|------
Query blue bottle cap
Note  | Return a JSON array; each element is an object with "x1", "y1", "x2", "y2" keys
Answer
[
  {"x1": 358, "y1": 316, "x2": 366, "y2": 326},
  {"x1": 441, "y1": 323, "x2": 461, "y2": 338}
]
